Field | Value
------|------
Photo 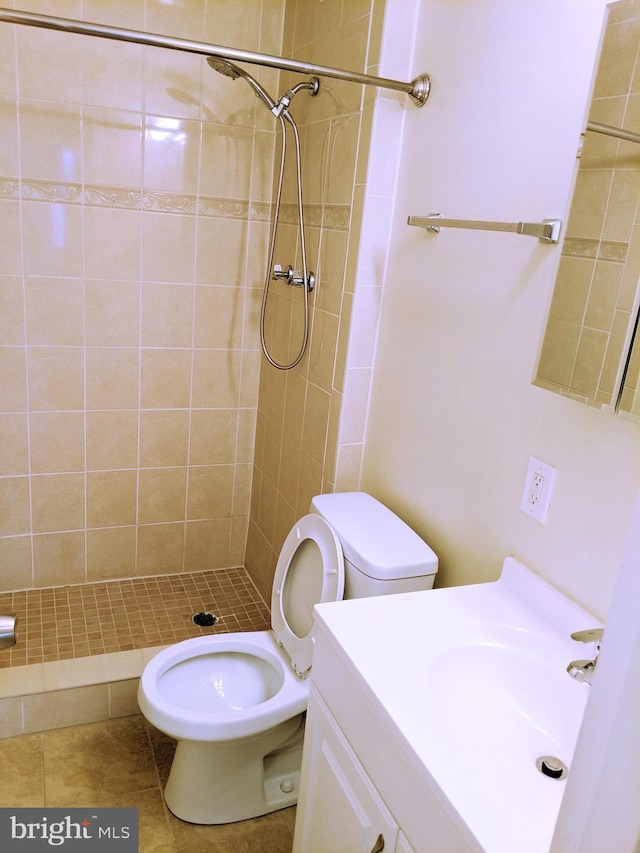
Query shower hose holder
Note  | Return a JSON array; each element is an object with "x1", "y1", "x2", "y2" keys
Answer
[{"x1": 273, "y1": 264, "x2": 315, "y2": 292}]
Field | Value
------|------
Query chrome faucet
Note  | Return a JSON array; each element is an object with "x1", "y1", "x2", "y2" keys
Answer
[{"x1": 566, "y1": 628, "x2": 604, "y2": 685}]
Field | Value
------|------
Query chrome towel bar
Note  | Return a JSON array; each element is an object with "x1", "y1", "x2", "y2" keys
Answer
[{"x1": 407, "y1": 214, "x2": 562, "y2": 244}]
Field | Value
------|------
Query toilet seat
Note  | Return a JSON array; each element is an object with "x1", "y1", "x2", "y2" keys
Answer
[{"x1": 271, "y1": 513, "x2": 344, "y2": 676}]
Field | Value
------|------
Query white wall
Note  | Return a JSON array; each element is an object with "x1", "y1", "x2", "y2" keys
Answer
[{"x1": 362, "y1": 0, "x2": 640, "y2": 621}]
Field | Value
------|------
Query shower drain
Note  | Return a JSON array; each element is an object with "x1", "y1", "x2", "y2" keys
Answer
[
  {"x1": 192, "y1": 612, "x2": 219, "y2": 627},
  {"x1": 536, "y1": 756, "x2": 569, "y2": 780}
]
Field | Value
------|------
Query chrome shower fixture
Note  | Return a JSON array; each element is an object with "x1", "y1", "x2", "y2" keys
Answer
[
  {"x1": 206, "y1": 56, "x2": 319, "y2": 117},
  {"x1": 206, "y1": 56, "x2": 277, "y2": 111}
]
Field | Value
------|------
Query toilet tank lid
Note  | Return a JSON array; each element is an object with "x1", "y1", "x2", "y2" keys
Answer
[{"x1": 310, "y1": 492, "x2": 438, "y2": 581}]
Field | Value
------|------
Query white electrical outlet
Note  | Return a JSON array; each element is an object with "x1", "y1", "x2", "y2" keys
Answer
[{"x1": 520, "y1": 456, "x2": 557, "y2": 524}]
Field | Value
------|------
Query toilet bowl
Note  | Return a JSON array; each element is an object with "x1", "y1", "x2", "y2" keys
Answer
[{"x1": 138, "y1": 492, "x2": 438, "y2": 825}]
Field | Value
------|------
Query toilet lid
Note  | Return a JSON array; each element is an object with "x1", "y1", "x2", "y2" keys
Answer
[{"x1": 271, "y1": 513, "x2": 344, "y2": 677}]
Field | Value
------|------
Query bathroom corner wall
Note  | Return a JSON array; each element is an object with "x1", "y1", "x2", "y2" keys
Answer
[
  {"x1": 362, "y1": 0, "x2": 640, "y2": 621},
  {"x1": 0, "y1": 0, "x2": 284, "y2": 590},
  {"x1": 245, "y1": 0, "x2": 405, "y2": 599}
]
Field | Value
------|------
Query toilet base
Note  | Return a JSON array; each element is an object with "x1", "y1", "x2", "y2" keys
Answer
[{"x1": 164, "y1": 714, "x2": 305, "y2": 824}]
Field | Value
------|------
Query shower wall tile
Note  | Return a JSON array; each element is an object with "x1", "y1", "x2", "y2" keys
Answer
[
  {"x1": 31, "y1": 474, "x2": 85, "y2": 534},
  {"x1": 85, "y1": 108, "x2": 143, "y2": 189},
  {"x1": 246, "y1": 0, "x2": 401, "y2": 599},
  {"x1": 0, "y1": 415, "x2": 28, "y2": 476},
  {"x1": 0, "y1": 277, "x2": 25, "y2": 345},
  {"x1": 0, "y1": 97, "x2": 18, "y2": 175},
  {"x1": 0, "y1": 0, "x2": 281, "y2": 588},
  {"x1": 33, "y1": 531, "x2": 86, "y2": 588},
  {"x1": 86, "y1": 411, "x2": 139, "y2": 470},
  {"x1": 84, "y1": 208, "x2": 142, "y2": 281},
  {"x1": 0, "y1": 348, "x2": 27, "y2": 411},
  {"x1": 86, "y1": 281, "x2": 140, "y2": 346},
  {"x1": 22, "y1": 203, "x2": 83, "y2": 278},
  {"x1": 29, "y1": 413, "x2": 85, "y2": 474},
  {"x1": 25, "y1": 278, "x2": 84, "y2": 346}
]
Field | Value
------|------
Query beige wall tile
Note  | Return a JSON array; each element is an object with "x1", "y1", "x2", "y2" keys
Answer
[
  {"x1": 136, "y1": 523, "x2": 185, "y2": 575},
  {"x1": 194, "y1": 285, "x2": 244, "y2": 348},
  {"x1": 0, "y1": 535, "x2": 33, "y2": 591},
  {"x1": 140, "y1": 348, "x2": 192, "y2": 408},
  {"x1": 19, "y1": 103, "x2": 82, "y2": 182},
  {"x1": 0, "y1": 203, "x2": 22, "y2": 276},
  {"x1": 87, "y1": 470, "x2": 138, "y2": 528},
  {"x1": 17, "y1": 21, "x2": 82, "y2": 105},
  {"x1": 0, "y1": 277, "x2": 25, "y2": 345},
  {"x1": 84, "y1": 208, "x2": 142, "y2": 282},
  {"x1": 87, "y1": 527, "x2": 136, "y2": 581},
  {"x1": 138, "y1": 467, "x2": 188, "y2": 524},
  {"x1": 28, "y1": 347, "x2": 84, "y2": 411},
  {"x1": 25, "y1": 278, "x2": 84, "y2": 346},
  {"x1": 0, "y1": 477, "x2": 30, "y2": 536},
  {"x1": 144, "y1": 116, "x2": 200, "y2": 194},
  {"x1": 86, "y1": 347, "x2": 139, "y2": 410},
  {"x1": 189, "y1": 409, "x2": 238, "y2": 465},
  {"x1": 195, "y1": 217, "x2": 248, "y2": 286},
  {"x1": 184, "y1": 518, "x2": 231, "y2": 571},
  {"x1": 142, "y1": 282, "x2": 194, "y2": 348},
  {"x1": 83, "y1": 38, "x2": 144, "y2": 111},
  {"x1": 84, "y1": 107, "x2": 142, "y2": 188},
  {"x1": 141, "y1": 212, "x2": 196, "y2": 284},
  {"x1": 186, "y1": 465, "x2": 234, "y2": 519},
  {"x1": 139, "y1": 410, "x2": 190, "y2": 468},
  {"x1": 30, "y1": 412, "x2": 85, "y2": 474},
  {"x1": 0, "y1": 347, "x2": 27, "y2": 412},
  {"x1": 33, "y1": 531, "x2": 86, "y2": 587},
  {"x1": 86, "y1": 411, "x2": 139, "y2": 471},
  {"x1": 191, "y1": 350, "x2": 241, "y2": 408},
  {"x1": 0, "y1": 413, "x2": 28, "y2": 476},
  {"x1": 86, "y1": 280, "x2": 140, "y2": 346},
  {"x1": 22, "y1": 203, "x2": 83, "y2": 278},
  {"x1": 31, "y1": 473, "x2": 85, "y2": 534}
]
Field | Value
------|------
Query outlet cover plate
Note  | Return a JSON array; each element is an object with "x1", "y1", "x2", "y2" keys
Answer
[{"x1": 520, "y1": 456, "x2": 557, "y2": 524}]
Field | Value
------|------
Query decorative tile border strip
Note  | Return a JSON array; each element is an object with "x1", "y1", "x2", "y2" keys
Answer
[
  {"x1": 563, "y1": 236, "x2": 629, "y2": 263},
  {"x1": 0, "y1": 175, "x2": 351, "y2": 229}
]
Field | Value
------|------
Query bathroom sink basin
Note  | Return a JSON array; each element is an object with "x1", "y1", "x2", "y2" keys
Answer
[
  {"x1": 313, "y1": 557, "x2": 600, "y2": 852},
  {"x1": 428, "y1": 634, "x2": 588, "y2": 798}
]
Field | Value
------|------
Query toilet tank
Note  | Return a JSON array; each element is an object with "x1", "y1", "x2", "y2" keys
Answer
[{"x1": 310, "y1": 492, "x2": 438, "y2": 599}]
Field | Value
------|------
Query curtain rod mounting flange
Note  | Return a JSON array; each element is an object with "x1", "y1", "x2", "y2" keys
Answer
[{"x1": 409, "y1": 74, "x2": 431, "y2": 107}]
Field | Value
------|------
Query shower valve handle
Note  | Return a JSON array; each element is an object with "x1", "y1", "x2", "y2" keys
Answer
[{"x1": 273, "y1": 264, "x2": 315, "y2": 291}]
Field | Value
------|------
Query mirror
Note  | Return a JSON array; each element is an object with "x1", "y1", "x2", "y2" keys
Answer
[{"x1": 534, "y1": 0, "x2": 640, "y2": 422}]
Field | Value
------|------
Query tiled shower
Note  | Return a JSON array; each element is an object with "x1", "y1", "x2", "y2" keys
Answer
[{"x1": 0, "y1": 0, "x2": 405, "y2": 617}]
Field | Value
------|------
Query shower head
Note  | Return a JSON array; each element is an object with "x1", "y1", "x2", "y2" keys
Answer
[{"x1": 206, "y1": 56, "x2": 277, "y2": 112}]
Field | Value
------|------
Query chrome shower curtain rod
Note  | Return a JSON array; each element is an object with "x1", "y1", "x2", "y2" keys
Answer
[{"x1": 0, "y1": 7, "x2": 431, "y2": 107}]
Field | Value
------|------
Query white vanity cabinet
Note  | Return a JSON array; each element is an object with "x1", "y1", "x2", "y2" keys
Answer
[
  {"x1": 292, "y1": 612, "x2": 481, "y2": 853},
  {"x1": 293, "y1": 685, "x2": 411, "y2": 853}
]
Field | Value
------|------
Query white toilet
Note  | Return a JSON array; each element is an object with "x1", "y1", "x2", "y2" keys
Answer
[{"x1": 137, "y1": 492, "x2": 438, "y2": 824}]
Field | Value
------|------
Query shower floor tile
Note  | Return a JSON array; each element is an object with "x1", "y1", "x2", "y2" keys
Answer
[{"x1": 0, "y1": 568, "x2": 271, "y2": 668}]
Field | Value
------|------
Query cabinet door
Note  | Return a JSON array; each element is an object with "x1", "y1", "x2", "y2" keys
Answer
[{"x1": 293, "y1": 688, "x2": 398, "y2": 853}]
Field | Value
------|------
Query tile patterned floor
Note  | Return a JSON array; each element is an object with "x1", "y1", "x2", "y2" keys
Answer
[
  {"x1": 0, "y1": 715, "x2": 296, "y2": 853},
  {"x1": 0, "y1": 569, "x2": 272, "y2": 668}
]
